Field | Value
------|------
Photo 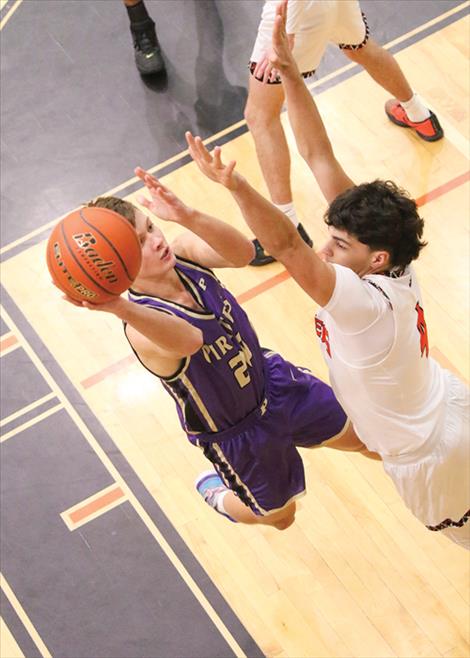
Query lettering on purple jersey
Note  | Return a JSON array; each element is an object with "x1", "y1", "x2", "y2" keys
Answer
[{"x1": 202, "y1": 335, "x2": 234, "y2": 363}]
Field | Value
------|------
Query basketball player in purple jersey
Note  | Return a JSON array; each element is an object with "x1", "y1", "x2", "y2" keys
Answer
[{"x1": 66, "y1": 168, "x2": 378, "y2": 530}]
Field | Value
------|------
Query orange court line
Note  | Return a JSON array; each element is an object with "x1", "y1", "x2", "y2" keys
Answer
[
  {"x1": 414, "y1": 171, "x2": 470, "y2": 207},
  {"x1": 0, "y1": 334, "x2": 18, "y2": 353},
  {"x1": 237, "y1": 269, "x2": 291, "y2": 305},
  {"x1": 80, "y1": 170, "x2": 470, "y2": 390},
  {"x1": 81, "y1": 354, "x2": 135, "y2": 389},
  {"x1": 68, "y1": 485, "x2": 125, "y2": 524}
]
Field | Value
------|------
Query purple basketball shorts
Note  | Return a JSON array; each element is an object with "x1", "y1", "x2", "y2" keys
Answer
[{"x1": 191, "y1": 350, "x2": 347, "y2": 515}]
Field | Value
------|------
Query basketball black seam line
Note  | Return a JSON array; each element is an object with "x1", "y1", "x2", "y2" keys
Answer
[
  {"x1": 59, "y1": 221, "x2": 121, "y2": 296},
  {"x1": 80, "y1": 208, "x2": 139, "y2": 281}
]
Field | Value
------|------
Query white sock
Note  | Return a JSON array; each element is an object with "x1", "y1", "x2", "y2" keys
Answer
[
  {"x1": 215, "y1": 489, "x2": 230, "y2": 515},
  {"x1": 400, "y1": 93, "x2": 430, "y2": 123},
  {"x1": 274, "y1": 202, "x2": 299, "y2": 227}
]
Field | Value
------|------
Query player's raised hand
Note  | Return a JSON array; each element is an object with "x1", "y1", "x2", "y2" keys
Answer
[
  {"x1": 185, "y1": 132, "x2": 240, "y2": 191},
  {"x1": 253, "y1": 1, "x2": 295, "y2": 86},
  {"x1": 134, "y1": 166, "x2": 191, "y2": 224},
  {"x1": 269, "y1": 0, "x2": 300, "y2": 80},
  {"x1": 253, "y1": 51, "x2": 279, "y2": 85}
]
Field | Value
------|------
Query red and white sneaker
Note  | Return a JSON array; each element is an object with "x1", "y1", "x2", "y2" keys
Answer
[{"x1": 385, "y1": 99, "x2": 444, "y2": 142}]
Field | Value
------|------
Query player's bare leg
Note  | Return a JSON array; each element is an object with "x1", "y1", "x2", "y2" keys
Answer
[
  {"x1": 344, "y1": 38, "x2": 443, "y2": 141},
  {"x1": 196, "y1": 471, "x2": 296, "y2": 529},
  {"x1": 344, "y1": 38, "x2": 412, "y2": 101},
  {"x1": 244, "y1": 76, "x2": 313, "y2": 265},
  {"x1": 244, "y1": 76, "x2": 292, "y2": 206},
  {"x1": 224, "y1": 492, "x2": 296, "y2": 530}
]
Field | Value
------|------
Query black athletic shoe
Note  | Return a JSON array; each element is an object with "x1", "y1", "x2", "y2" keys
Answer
[
  {"x1": 250, "y1": 223, "x2": 313, "y2": 267},
  {"x1": 250, "y1": 238, "x2": 276, "y2": 266},
  {"x1": 131, "y1": 20, "x2": 165, "y2": 76}
]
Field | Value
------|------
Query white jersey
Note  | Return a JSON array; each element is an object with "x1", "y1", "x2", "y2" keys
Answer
[
  {"x1": 316, "y1": 265, "x2": 469, "y2": 546},
  {"x1": 315, "y1": 264, "x2": 446, "y2": 457}
]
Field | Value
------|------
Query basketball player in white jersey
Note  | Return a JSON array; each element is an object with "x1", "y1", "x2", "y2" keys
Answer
[{"x1": 186, "y1": 1, "x2": 469, "y2": 548}]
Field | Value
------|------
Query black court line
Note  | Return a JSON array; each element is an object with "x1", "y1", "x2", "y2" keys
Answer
[
  {"x1": 0, "y1": 346, "x2": 54, "y2": 419},
  {"x1": 0, "y1": 0, "x2": 18, "y2": 19},
  {"x1": 0, "y1": 283, "x2": 263, "y2": 658},
  {"x1": 0, "y1": 589, "x2": 43, "y2": 658},
  {"x1": 0, "y1": 394, "x2": 60, "y2": 434}
]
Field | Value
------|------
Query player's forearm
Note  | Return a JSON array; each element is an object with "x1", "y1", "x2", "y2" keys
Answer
[
  {"x1": 283, "y1": 75, "x2": 334, "y2": 163},
  {"x1": 230, "y1": 176, "x2": 298, "y2": 257},
  {"x1": 180, "y1": 208, "x2": 254, "y2": 266},
  {"x1": 281, "y1": 75, "x2": 354, "y2": 202},
  {"x1": 112, "y1": 298, "x2": 202, "y2": 355}
]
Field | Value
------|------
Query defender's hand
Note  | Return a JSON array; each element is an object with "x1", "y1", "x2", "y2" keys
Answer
[
  {"x1": 185, "y1": 132, "x2": 241, "y2": 191},
  {"x1": 269, "y1": 1, "x2": 300, "y2": 80},
  {"x1": 134, "y1": 167, "x2": 192, "y2": 224}
]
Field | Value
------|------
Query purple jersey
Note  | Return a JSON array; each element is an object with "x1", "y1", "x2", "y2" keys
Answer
[
  {"x1": 125, "y1": 255, "x2": 348, "y2": 515},
  {"x1": 127, "y1": 256, "x2": 266, "y2": 434}
]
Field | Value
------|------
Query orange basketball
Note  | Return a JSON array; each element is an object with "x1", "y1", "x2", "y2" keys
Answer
[{"x1": 46, "y1": 206, "x2": 142, "y2": 304}]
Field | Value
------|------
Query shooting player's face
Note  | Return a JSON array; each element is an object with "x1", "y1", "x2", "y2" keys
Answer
[{"x1": 134, "y1": 209, "x2": 176, "y2": 279}]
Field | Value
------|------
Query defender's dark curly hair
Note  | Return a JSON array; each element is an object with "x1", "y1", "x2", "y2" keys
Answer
[{"x1": 324, "y1": 180, "x2": 427, "y2": 269}]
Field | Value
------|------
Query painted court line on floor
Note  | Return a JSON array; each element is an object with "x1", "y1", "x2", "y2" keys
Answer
[
  {"x1": 79, "y1": 169, "x2": 470, "y2": 390},
  {"x1": 61, "y1": 484, "x2": 127, "y2": 531},
  {"x1": 0, "y1": 0, "x2": 22, "y2": 31},
  {"x1": 81, "y1": 354, "x2": 135, "y2": 390},
  {"x1": 0, "y1": 392, "x2": 57, "y2": 429},
  {"x1": 0, "y1": 333, "x2": 18, "y2": 354},
  {"x1": 0, "y1": 403, "x2": 63, "y2": 443},
  {"x1": 414, "y1": 170, "x2": 470, "y2": 206},
  {"x1": 0, "y1": 572, "x2": 52, "y2": 658},
  {"x1": 237, "y1": 269, "x2": 292, "y2": 305}
]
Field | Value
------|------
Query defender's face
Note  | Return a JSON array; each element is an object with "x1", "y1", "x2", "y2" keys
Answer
[
  {"x1": 318, "y1": 227, "x2": 379, "y2": 277},
  {"x1": 134, "y1": 209, "x2": 176, "y2": 279}
]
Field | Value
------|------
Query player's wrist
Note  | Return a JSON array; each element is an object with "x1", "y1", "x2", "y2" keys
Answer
[
  {"x1": 280, "y1": 63, "x2": 301, "y2": 81},
  {"x1": 103, "y1": 296, "x2": 130, "y2": 317},
  {"x1": 179, "y1": 206, "x2": 198, "y2": 225},
  {"x1": 229, "y1": 172, "x2": 244, "y2": 191}
]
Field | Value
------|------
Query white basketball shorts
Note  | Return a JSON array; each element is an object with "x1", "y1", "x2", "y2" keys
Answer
[
  {"x1": 383, "y1": 370, "x2": 470, "y2": 550},
  {"x1": 250, "y1": 0, "x2": 368, "y2": 77}
]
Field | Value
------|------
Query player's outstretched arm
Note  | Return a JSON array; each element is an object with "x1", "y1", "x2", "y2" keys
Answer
[
  {"x1": 186, "y1": 132, "x2": 336, "y2": 307},
  {"x1": 135, "y1": 167, "x2": 254, "y2": 268},
  {"x1": 272, "y1": 0, "x2": 354, "y2": 203},
  {"x1": 62, "y1": 293, "x2": 202, "y2": 364}
]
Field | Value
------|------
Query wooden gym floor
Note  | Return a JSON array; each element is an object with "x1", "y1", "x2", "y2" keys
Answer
[{"x1": 1, "y1": 1, "x2": 469, "y2": 657}]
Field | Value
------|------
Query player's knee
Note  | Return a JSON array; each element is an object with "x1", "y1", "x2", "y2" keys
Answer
[
  {"x1": 270, "y1": 503, "x2": 296, "y2": 530},
  {"x1": 273, "y1": 513, "x2": 295, "y2": 531},
  {"x1": 244, "y1": 94, "x2": 281, "y2": 132},
  {"x1": 343, "y1": 46, "x2": 363, "y2": 63},
  {"x1": 343, "y1": 38, "x2": 380, "y2": 65}
]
